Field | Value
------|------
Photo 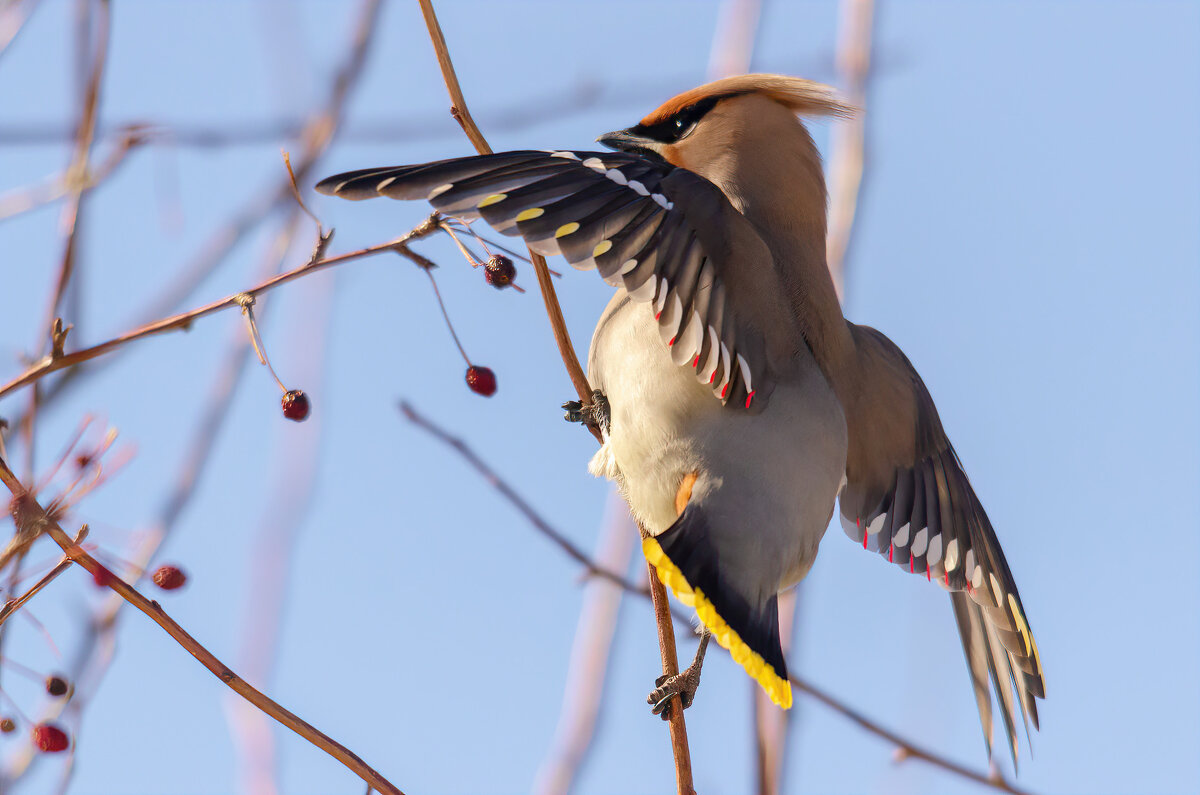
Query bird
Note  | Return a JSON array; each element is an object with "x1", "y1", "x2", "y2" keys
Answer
[{"x1": 315, "y1": 73, "x2": 1044, "y2": 766}]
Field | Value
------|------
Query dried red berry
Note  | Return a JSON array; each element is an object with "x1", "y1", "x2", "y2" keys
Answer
[
  {"x1": 45, "y1": 676, "x2": 68, "y2": 697},
  {"x1": 281, "y1": 389, "x2": 310, "y2": 422},
  {"x1": 91, "y1": 564, "x2": 114, "y2": 588},
  {"x1": 484, "y1": 255, "x2": 516, "y2": 288},
  {"x1": 0, "y1": 718, "x2": 16, "y2": 734},
  {"x1": 465, "y1": 366, "x2": 497, "y2": 397},
  {"x1": 32, "y1": 724, "x2": 68, "y2": 752},
  {"x1": 152, "y1": 565, "x2": 187, "y2": 591}
]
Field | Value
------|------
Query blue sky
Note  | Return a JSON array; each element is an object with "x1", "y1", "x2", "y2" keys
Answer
[{"x1": 0, "y1": 1, "x2": 1197, "y2": 793}]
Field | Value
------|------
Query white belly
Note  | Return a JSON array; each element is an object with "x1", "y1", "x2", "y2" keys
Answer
[{"x1": 586, "y1": 291, "x2": 848, "y2": 589}]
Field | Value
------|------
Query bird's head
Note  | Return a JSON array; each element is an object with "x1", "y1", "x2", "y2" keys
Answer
[{"x1": 598, "y1": 74, "x2": 852, "y2": 187}]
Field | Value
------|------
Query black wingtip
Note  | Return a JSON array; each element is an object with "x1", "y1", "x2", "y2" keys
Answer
[{"x1": 313, "y1": 174, "x2": 342, "y2": 196}]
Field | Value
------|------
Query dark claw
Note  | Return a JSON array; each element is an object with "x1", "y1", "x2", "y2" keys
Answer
[
  {"x1": 561, "y1": 390, "x2": 611, "y2": 435},
  {"x1": 647, "y1": 670, "x2": 696, "y2": 720},
  {"x1": 562, "y1": 400, "x2": 584, "y2": 423}
]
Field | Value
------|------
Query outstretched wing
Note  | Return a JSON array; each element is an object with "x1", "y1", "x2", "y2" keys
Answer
[
  {"x1": 317, "y1": 150, "x2": 781, "y2": 411},
  {"x1": 839, "y1": 324, "x2": 1044, "y2": 767}
]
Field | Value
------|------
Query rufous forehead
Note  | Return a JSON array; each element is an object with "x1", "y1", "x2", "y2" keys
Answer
[{"x1": 640, "y1": 88, "x2": 742, "y2": 126}]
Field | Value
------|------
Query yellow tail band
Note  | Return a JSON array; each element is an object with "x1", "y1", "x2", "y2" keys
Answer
[{"x1": 642, "y1": 535, "x2": 793, "y2": 709}]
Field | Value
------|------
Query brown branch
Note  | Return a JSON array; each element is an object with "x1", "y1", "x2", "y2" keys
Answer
[
  {"x1": 2, "y1": 0, "x2": 384, "y2": 437},
  {"x1": 30, "y1": 214, "x2": 314, "y2": 792},
  {"x1": 403, "y1": 400, "x2": 1034, "y2": 795},
  {"x1": 415, "y1": 0, "x2": 596, "y2": 423},
  {"x1": 41, "y1": 0, "x2": 110, "y2": 346},
  {"x1": 414, "y1": 1, "x2": 692, "y2": 788},
  {"x1": 399, "y1": 401, "x2": 643, "y2": 596},
  {"x1": 0, "y1": 215, "x2": 441, "y2": 402},
  {"x1": 788, "y1": 676, "x2": 1032, "y2": 795},
  {"x1": 0, "y1": 455, "x2": 405, "y2": 795},
  {"x1": 0, "y1": 527, "x2": 86, "y2": 629}
]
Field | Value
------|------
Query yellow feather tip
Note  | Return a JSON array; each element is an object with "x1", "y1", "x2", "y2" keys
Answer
[{"x1": 641, "y1": 536, "x2": 792, "y2": 709}]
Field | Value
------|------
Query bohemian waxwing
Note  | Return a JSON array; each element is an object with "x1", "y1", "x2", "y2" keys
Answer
[{"x1": 316, "y1": 73, "x2": 1045, "y2": 766}]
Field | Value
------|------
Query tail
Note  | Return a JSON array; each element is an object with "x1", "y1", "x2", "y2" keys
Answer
[
  {"x1": 643, "y1": 503, "x2": 791, "y2": 708},
  {"x1": 951, "y1": 589, "x2": 1040, "y2": 769}
]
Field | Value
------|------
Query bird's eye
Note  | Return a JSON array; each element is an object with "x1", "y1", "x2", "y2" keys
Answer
[{"x1": 674, "y1": 118, "x2": 685, "y2": 129}]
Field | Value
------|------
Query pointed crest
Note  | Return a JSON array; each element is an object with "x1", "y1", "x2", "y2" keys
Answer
[{"x1": 641, "y1": 74, "x2": 854, "y2": 126}]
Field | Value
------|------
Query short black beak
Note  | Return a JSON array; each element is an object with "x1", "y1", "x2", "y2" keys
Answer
[{"x1": 596, "y1": 128, "x2": 653, "y2": 153}]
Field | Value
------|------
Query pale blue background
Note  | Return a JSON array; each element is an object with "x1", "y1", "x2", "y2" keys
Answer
[{"x1": 0, "y1": 1, "x2": 1197, "y2": 793}]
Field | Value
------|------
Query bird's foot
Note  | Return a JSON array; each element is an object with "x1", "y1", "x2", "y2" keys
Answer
[
  {"x1": 648, "y1": 628, "x2": 710, "y2": 720},
  {"x1": 562, "y1": 389, "x2": 611, "y2": 435},
  {"x1": 648, "y1": 665, "x2": 702, "y2": 720}
]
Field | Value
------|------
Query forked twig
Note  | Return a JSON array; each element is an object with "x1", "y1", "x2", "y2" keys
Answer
[
  {"x1": 0, "y1": 215, "x2": 442, "y2": 401},
  {"x1": 0, "y1": 456, "x2": 405, "y2": 795}
]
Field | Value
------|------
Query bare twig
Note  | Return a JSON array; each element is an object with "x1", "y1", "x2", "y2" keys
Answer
[
  {"x1": 3, "y1": 0, "x2": 383, "y2": 431},
  {"x1": 399, "y1": 402, "x2": 643, "y2": 595},
  {"x1": 41, "y1": 0, "x2": 110, "y2": 347},
  {"x1": 0, "y1": 527, "x2": 86, "y2": 629},
  {"x1": 0, "y1": 215, "x2": 441, "y2": 401},
  {"x1": 788, "y1": 676, "x2": 1032, "y2": 795},
  {"x1": 423, "y1": 270, "x2": 473, "y2": 367},
  {"x1": 0, "y1": 456, "x2": 405, "y2": 795},
  {"x1": 825, "y1": 0, "x2": 875, "y2": 299},
  {"x1": 404, "y1": 400, "x2": 1034, "y2": 795},
  {"x1": 415, "y1": 0, "x2": 596, "y2": 423},
  {"x1": 0, "y1": 126, "x2": 147, "y2": 221}
]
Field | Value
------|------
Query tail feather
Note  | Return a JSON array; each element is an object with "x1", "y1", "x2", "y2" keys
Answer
[
  {"x1": 643, "y1": 503, "x2": 791, "y2": 708},
  {"x1": 950, "y1": 591, "x2": 995, "y2": 757},
  {"x1": 981, "y1": 600, "x2": 1023, "y2": 770}
]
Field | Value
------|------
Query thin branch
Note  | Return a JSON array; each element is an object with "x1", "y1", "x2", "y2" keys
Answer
[
  {"x1": 2, "y1": 0, "x2": 384, "y2": 432},
  {"x1": 0, "y1": 527, "x2": 86, "y2": 628},
  {"x1": 41, "y1": 0, "x2": 110, "y2": 345},
  {"x1": 788, "y1": 676, "x2": 1032, "y2": 795},
  {"x1": 0, "y1": 456, "x2": 405, "y2": 795},
  {"x1": 423, "y1": 270, "x2": 472, "y2": 367},
  {"x1": 402, "y1": 400, "x2": 1034, "y2": 795},
  {"x1": 0, "y1": 214, "x2": 441, "y2": 402},
  {"x1": 35, "y1": 214, "x2": 313, "y2": 792},
  {"x1": 399, "y1": 401, "x2": 643, "y2": 596},
  {"x1": 415, "y1": 0, "x2": 596, "y2": 422}
]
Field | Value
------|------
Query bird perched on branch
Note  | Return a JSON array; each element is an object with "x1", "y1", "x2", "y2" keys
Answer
[{"x1": 317, "y1": 73, "x2": 1044, "y2": 766}]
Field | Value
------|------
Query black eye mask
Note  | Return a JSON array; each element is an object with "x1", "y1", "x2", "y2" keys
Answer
[{"x1": 631, "y1": 95, "x2": 722, "y2": 144}]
